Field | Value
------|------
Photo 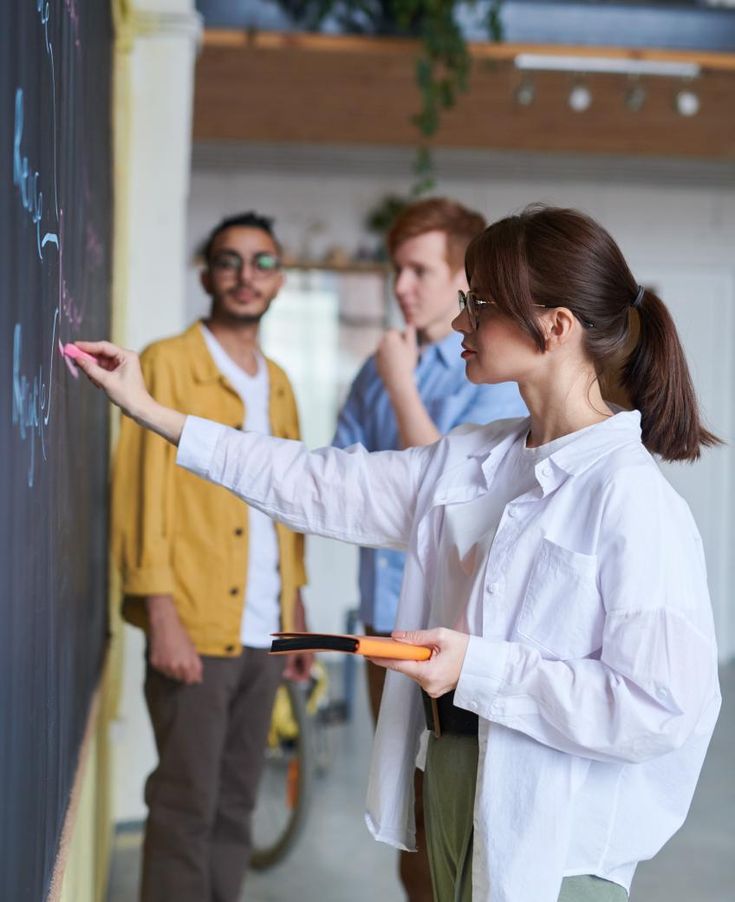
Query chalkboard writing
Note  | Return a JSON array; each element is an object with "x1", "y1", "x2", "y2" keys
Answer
[{"x1": 0, "y1": 2, "x2": 112, "y2": 898}]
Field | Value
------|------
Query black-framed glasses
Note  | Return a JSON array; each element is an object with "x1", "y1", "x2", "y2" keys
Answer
[
  {"x1": 210, "y1": 250, "x2": 282, "y2": 278},
  {"x1": 458, "y1": 289, "x2": 595, "y2": 330}
]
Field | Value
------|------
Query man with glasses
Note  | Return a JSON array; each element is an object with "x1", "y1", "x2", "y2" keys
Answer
[
  {"x1": 333, "y1": 197, "x2": 526, "y2": 902},
  {"x1": 112, "y1": 212, "x2": 310, "y2": 902}
]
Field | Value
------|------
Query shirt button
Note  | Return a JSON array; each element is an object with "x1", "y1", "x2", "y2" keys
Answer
[
  {"x1": 378, "y1": 558, "x2": 388, "y2": 569},
  {"x1": 234, "y1": 528, "x2": 243, "y2": 536},
  {"x1": 229, "y1": 587, "x2": 239, "y2": 596},
  {"x1": 507, "y1": 508, "x2": 517, "y2": 519},
  {"x1": 541, "y1": 465, "x2": 552, "y2": 478},
  {"x1": 487, "y1": 582, "x2": 499, "y2": 595}
]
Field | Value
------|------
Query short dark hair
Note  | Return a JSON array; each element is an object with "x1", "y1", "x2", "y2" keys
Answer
[{"x1": 198, "y1": 211, "x2": 281, "y2": 264}]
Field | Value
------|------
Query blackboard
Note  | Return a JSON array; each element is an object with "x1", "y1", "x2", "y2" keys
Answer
[{"x1": 0, "y1": 2, "x2": 112, "y2": 898}]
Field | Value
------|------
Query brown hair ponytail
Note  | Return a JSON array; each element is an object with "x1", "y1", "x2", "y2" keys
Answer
[
  {"x1": 465, "y1": 205, "x2": 721, "y2": 462},
  {"x1": 621, "y1": 288, "x2": 720, "y2": 461}
]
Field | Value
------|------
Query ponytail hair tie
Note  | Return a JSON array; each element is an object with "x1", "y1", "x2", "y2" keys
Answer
[{"x1": 631, "y1": 284, "x2": 645, "y2": 309}]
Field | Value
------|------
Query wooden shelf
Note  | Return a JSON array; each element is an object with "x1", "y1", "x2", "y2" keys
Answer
[{"x1": 284, "y1": 259, "x2": 389, "y2": 275}]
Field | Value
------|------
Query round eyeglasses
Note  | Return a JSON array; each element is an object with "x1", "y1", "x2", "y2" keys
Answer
[{"x1": 211, "y1": 250, "x2": 282, "y2": 278}]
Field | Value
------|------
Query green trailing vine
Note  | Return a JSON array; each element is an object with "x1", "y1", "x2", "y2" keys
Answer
[{"x1": 270, "y1": 1, "x2": 503, "y2": 194}]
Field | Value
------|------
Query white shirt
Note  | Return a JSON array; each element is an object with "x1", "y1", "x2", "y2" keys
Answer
[
  {"x1": 447, "y1": 427, "x2": 591, "y2": 635},
  {"x1": 177, "y1": 411, "x2": 721, "y2": 902},
  {"x1": 200, "y1": 325, "x2": 281, "y2": 647}
]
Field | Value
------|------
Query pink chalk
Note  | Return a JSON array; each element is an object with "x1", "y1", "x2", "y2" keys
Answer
[{"x1": 62, "y1": 343, "x2": 99, "y2": 365}]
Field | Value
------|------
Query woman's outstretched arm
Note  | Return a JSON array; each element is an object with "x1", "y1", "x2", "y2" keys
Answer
[
  {"x1": 74, "y1": 340, "x2": 429, "y2": 549},
  {"x1": 75, "y1": 341, "x2": 186, "y2": 444}
]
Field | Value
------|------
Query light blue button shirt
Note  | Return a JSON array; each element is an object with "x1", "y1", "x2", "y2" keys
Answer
[{"x1": 332, "y1": 330, "x2": 527, "y2": 631}]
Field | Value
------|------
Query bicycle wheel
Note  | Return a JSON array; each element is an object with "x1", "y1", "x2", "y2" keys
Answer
[{"x1": 250, "y1": 679, "x2": 314, "y2": 870}]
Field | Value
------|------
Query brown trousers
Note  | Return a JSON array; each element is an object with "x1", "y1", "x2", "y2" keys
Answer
[
  {"x1": 366, "y1": 635, "x2": 434, "y2": 902},
  {"x1": 141, "y1": 648, "x2": 284, "y2": 902}
]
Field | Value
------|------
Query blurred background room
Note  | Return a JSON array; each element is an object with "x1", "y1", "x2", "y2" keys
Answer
[
  {"x1": 10, "y1": 1, "x2": 734, "y2": 900},
  {"x1": 107, "y1": 2, "x2": 735, "y2": 899}
]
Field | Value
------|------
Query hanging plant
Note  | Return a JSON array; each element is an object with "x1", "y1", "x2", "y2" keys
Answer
[{"x1": 269, "y1": 1, "x2": 503, "y2": 194}]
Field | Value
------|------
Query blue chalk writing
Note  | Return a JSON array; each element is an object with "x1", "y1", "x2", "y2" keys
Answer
[
  {"x1": 11, "y1": 312, "x2": 59, "y2": 488},
  {"x1": 13, "y1": 89, "x2": 58, "y2": 260}
]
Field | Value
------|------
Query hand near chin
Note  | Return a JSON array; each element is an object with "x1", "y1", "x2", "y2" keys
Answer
[
  {"x1": 376, "y1": 324, "x2": 418, "y2": 394},
  {"x1": 368, "y1": 627, "x2": 470, "y2": 698}
]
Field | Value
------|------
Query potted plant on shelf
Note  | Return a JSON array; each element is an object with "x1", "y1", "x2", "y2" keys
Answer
[{"x1": 269, "y1": 0, "x2": 503, "y2": 193}]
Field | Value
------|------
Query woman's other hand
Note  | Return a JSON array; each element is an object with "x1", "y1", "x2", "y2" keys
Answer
[{"x1": 369, "y1": 627, "x2": 470, "y2": 697}]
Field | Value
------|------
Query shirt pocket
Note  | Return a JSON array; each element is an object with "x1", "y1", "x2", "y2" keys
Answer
[{"x1": 515, "y1": 537, "x2": 602, "y2": 660}]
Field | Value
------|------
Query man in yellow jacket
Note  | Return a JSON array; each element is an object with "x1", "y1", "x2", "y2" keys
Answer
[{"x1": 112, "y1": 212, "x2": 309, "y2": 902}]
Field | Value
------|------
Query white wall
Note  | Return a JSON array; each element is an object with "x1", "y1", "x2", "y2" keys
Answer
[
  {"x1": 113, "y1": 142, "x2": 735, "y2": 823},
  {"x1": 185, "y1": 142, "x2": 735, "y2": 654}
]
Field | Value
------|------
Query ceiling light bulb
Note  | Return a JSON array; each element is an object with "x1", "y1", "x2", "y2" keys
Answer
[
  {"x1": 568, "y1": 83, "x2": 592, "y2": 112},
  {"x1": 515, "y1": 79, "x2": 535, "y2": 107},
  {"x1": 675, "y1": 89, "x2": 700, "y2": 117},
  {"x1": 625, "y1": 81, "x2": 646, "y2": 112}
]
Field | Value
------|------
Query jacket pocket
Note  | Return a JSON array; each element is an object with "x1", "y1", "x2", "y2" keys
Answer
[{"x1": 516, "y1": 537, "x2": 602, "y2": 660}]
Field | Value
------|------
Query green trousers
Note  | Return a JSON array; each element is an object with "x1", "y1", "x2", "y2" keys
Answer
[{"x1": 423, "y1": 734, "x2": 629, "y2": 902}]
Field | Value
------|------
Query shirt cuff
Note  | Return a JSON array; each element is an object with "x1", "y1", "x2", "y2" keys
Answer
[
  {"x1": 454, "y1": 636, "x2": 513, "y2": 716},
  {"x1": 176, "y1": 415, "x2": 227, "y2": 479}
]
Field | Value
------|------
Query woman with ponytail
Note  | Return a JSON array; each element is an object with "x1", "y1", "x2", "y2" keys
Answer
[{"x1": 75, "y1": 206, "x2": 721, "y2": 902}]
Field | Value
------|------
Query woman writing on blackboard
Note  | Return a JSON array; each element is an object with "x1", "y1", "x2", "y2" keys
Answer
[{"x1": 76, "y1": 206, "x2": 721, "y2": 902}]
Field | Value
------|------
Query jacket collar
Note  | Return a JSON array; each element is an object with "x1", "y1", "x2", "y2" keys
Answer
[
  {"x1": 184, "y1": 320, "x2": 284, "y2": 389},
  {"x1": 185, "y1": 321, "x2": 222, "y2": 384}
]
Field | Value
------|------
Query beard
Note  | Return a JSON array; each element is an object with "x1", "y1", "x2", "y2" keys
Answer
[
  {"x1": 223, "y1": 310, "x2": 265, "y2": 325},
  {"x1": 211, "y1": 293, "x2": 269, "y2": 326}
]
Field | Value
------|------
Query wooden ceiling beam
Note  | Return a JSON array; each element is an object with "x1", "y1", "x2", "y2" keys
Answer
[
  {"x1": 193, "y1": 30, "x2": 735, "y2": 157},
  {"x1": 202, "y1": 29, "x2": 735, "y2": 71}
]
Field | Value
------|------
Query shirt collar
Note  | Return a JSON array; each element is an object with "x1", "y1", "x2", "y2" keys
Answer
[
  {"x1": 542, "y1": 409, "x2": 643, "y2": 477},
  {"x1": 473, "y1": 409, "x2": 644, "y2": 497},
  {"x1": 420, "y1": 330, "x2": 462, "y2": 369},
  {"x1": 470, "y1": 409, "x2": 641, "y2": 469}
]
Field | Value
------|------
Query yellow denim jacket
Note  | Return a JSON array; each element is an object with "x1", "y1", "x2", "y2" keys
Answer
[{"x1": 111, "y1": 322, "x2": 306, "y2": 656}]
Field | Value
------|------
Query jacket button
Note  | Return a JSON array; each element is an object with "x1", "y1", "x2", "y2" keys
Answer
[
  {"x1": 229, "y1": 587, "x2": 239, "y2": 596},
  {"x1": 234, "y1": 528, "x2": 243, "y2": 536},
  {"x1": 225, "y1": 644, "x2": 236, "y2": 653},
  {"x1": 233, "y1": 423, "x2": 243, "y2": 430}
]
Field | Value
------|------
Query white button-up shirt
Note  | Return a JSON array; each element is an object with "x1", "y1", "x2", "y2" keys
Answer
[{"x1": 177, "y1": 410, "x2": 720, "y2": 902}]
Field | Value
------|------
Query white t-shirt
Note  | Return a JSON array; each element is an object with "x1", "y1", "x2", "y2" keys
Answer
[
  {"x1": 200, "y1": 324, "x2": 281, "y2": 647},
  {"x1": 442, "y1": 427, "x2": 594, "y2": 636}
]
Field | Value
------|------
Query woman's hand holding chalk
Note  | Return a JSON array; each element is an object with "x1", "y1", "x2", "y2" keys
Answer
[
  {"x1": 63, "y1": 342, "x2": 101, "y2": 366},
  {"x1": 74, "y1": 340, "x2": 186, "y2": 446}
]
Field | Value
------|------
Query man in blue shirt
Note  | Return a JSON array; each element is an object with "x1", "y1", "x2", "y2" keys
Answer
[{"x1": 333, "y1": 197, "x2": 526, "y2": 901}]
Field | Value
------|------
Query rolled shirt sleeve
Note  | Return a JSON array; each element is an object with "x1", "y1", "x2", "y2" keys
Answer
[{"x1": 454, "y1": 465, "x2": 721, "y2": 765}]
